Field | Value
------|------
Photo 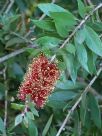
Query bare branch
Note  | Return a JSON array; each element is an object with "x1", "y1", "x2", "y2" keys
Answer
[
  {"x1": 3, "y1": 67, "x2": 8, "y2": 133},
  {"x1": 51, "y1": 3, "x2": 102, "y2": 62},
  {"x1": 56, "y1": 66, "x2": 102, "y2": 136},
  {"x1": 5, "y1": 0, "x2": 14, "y2": 14},
  {"x1": 61, "y1": 4, "x2": 102, "y2": 48},
  {"x1": 0, "y1": 0, "x2": 56, "y2": 64},
  {"x1": 0, "y1": 0, "x2": 8, "y2": 14},
  {"x1": 0, "y1": 48, "x2": 26, "y2": 63},
  {"x1": 10, "y1": 31, "x2": 34, "y2": 45},
  {"x1": 25, "y1": 0, "x2": 56, "y2": 37}
]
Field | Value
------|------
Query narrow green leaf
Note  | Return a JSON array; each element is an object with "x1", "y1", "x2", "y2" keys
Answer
[
  {"x1": 11, "y1": 103, "x2": 25, "y2": 110},
  {"x1": 56, "y1": 80, "x2": 84, "y2": 90},
  {"x1": 88, "y1": 93, "x2": 101, "y2": 128},
  {"x1": 29, "y1": 103, "x2": 39, "y2": 117},
  {"x1": 85, "y1": 26, "x2": 102, "y2": 57},
  {"x1": 87, "y1": 49, "x2": 97, "y2": 74},
  {"x1": 75, "y1": 28, "x2": 86, "y2": 44},
  {"x1": 62, "y1": 51, "x2": 77, "y2": 83},
  {"x1": 38, "y1": 3, "x2": 67, "y2": 16},
  {"x1": 28, "y1": 119, "x2": 38, "y2": 136},
  {"x1": 36, "y1": 36, "x2": 61, "y2": 49},
  {"x1": 49, "y1": 91, "x2": 77, "y2": 101},
  {"x1": 80, "y1": 93, "x2": 87, "y2": 125},
  {"x1": 87, "y1": 21, "x2": 102, "y2": 32},
  {"x1": 15, "y1": 114, "x2": 23, "y2": 126},
  {"x1": 31, "y1": 20, "x2": 55, "y2": 31},
  {"x1": 0, "y1": 117, "x2": 5, "y2": 133},
  {"x1": 9, "y1": 15, "x2": 20, "y2": 24},
  {"x1": 65, "y1": 43, "x2": 76, "y2": 55},
  {"x1": 0, "y1": 83, "x2": 5, "y2": 99},
  {"x1": 75, "y1": 41, "x2": 89, "y2": 72},
  {"x1": 50, "y1": 12, "x2": 76, "y2": 37},
  {"x1": 13, "y1": 63, "x2": 24, "y2": 76},
  {"x1": 48, "y1": 126, "x2": 57, "y2": 136},
  {"x1": 77, "y1": 0, "x2": 86, "y2": 18},
  {"x1": 15, "y1": 0, "x2": 26, "y2": 12},
  {"x1": 84, "y1": 109, "x2": 91, "y2": 129},
  {"x1": 26, "y1": 48, "x2": 41, "y2": 57},
  {"x1": 42, "y1": 115, "x2": 53, "y2": 136},
  {"x1": 47, "y1": 100, "x2": 66, "y2": 109},
  {"x1": 26, "y1": 112, "x2": 34, "y2": 120},
  {"x1": 74, "y1": 110, "x2": 80, "y2": 136},
  {"x1": 6, "y1": 37, "x2": 25, "y2": 47},
  {"x1": 23, "y1": 115, "x2": 28, "y2": 128}
]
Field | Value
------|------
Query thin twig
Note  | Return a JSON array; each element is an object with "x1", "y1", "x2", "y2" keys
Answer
[
  {"x1": 86, "y1": 0, "x2": 93, "y2": 5},
  {"x1": 0, "y1": 44, "x2": 37, "y2": 63},
  {"x1": 56, "y1": 66, "x2": 102, "y2": 136},
  {"x1": 10, "y1": 31, "x2": 34, "y2": 45},
  {"x1": 5, "y1": 0, "x2": 14, "y2": 14},
  {"x1": 51, "y1": 3, "x2": 102, "y2": 62},
  {"x1": 0, "y1": 0, "x2": 8, "y2": 14},
  {"x1": 3, "y1": 67, "x2": 8, "y2": 132},
  {"x1": 1, "y1": 2, "x2": 102, "y2": 64},
  {"x1": 25, "y1": 0, "x2": 56, "y2": 37},
  {"x1": 62, "y1": 4, "x2": 102, "y2": 48},
  {"x1": 0, "y1": 0, "x2": 56, "y2": 64}
]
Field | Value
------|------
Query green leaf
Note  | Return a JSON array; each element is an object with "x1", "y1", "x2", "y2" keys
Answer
[
  {"x1": 28, "y1": 119, "x2": 38, "y2": 136},
  {"x1": 48, "y1": 127, "x2": 57, "y2": 136},
  {"x1": 75, "y1": 41, "x2": 89, "y2": 72},
  {"x1": 36, "y1": 36, "x2": 61, "y2": 49},
  {"x1": 23, "y1": 115, "x2": 28, "y2": 128},
  {"x1": 87, "y1": 21, "x2": 102, "y2": 32},
  {"x1": 80, "y1": 93, "x2": 87, "y2": 125},
  {"x1": 29, "y1": 103, "x2": 39, "y2": 117},
  {"x1": 15, "y1": 0, "x2": 26, "y2": 12},
  {"x1": 87, "y1": 49, "x2": 97, "y2": 74},
  {"x1": 26, "y1": 48, "x2": 41, "y2": 57},
  {"x1": 65, "y1": 43, "x2": 76, "y2": 55},
  {"x1": 88, "y1": 93, "x2": 101, "y2": 128},
  {"x1": 15, "y1": 114, "x2": 23, "y2": 126},
  {"x1": 50, "y1": 12, "x2": 76, "y2": 37},
  {"x1": 13, "y1": 63, "x2": 24, "y2": 76},
  {"x1": 56, "y1": 80, "x2": 84, "y2": 90},
  {"x1": 49, "y1": 91, "x2": 77, "y2": 101},
  {"x1": 31, "y1": 20, "x2": 55, "y2": 31},
  {"x1": 11, "y1": 103, "x2": 25, "y2": 110},
  {"x1": 47, "y1": 100, "x2": 66, "y2": 109},
  {"x1": 73, "y1": 110, "x2": 80, "y2": 136},
  {"x1": 0, "y1": 83, "x2": 5, "y2": 99},
  {"x1": 84, "y1": 109, "x2": 91, "y2": 129},
  {"x1": 61, "y1": 51, "x2": 77, "y2": 83},
  {"x1": 77, "y1": 0, "x2": 86, "y2": 18},
  {"x1": 0, "y1": 117, "x2": 5, "y2": 133},
  {"x1": 75, "y1": 28, "x2": 86, "y2": 44},
  {"x1": 9, "y1": 15, "x2": 20, "y2": 24},
  {"x1": 42, "y1": 115, "x2": 53, "y2": 136},
  {"x1": 6, "y1": 37, "x2": 25, "y2": 47},
  {"x1": 38, "y1": 3, "x2": 67, "y2": 16},
  {"x1": 26, "y1": 112, "x2": 34, "y2": 120},
  {"x1": 85, "y1": 26, "x2": 102, "y2": 57}
]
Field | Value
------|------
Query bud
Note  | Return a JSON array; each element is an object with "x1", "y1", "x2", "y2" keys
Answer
[{"x1": 18, "y1": 54, "x2": 60, "y2": 108}]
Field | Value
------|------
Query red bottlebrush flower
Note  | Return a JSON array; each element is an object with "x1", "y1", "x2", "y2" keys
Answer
[{"x1": 18, "y1": 54, "x2": 60, "y2": 108}]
